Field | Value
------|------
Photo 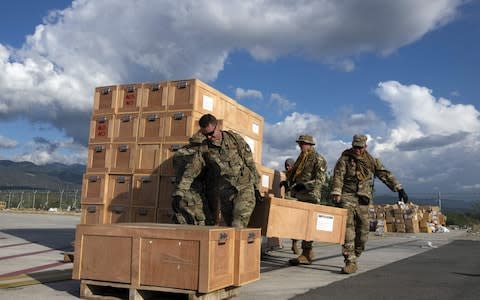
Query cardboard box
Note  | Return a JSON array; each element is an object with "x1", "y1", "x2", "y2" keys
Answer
[
  {"x1": 233, "y1": 228, "x2": 261, "y2": 286},
  {"x1": 251, "y1": 196, "x2": 347, "y2": 244},
  {"x1": 73, "y1": 223, "x2": 236, "y2": 293}
]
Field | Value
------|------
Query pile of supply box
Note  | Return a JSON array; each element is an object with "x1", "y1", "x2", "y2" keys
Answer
[
  {"x1": 81, "y1": 78, "x2": 281, "y2": 225},
  {"x1": 369, "y1": 203, "x2": 447, "y2": 234}
]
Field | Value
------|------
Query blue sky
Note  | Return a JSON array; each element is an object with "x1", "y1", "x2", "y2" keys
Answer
[{"x1": 0, "y1": 0, "x2": 479, "y2": 199}]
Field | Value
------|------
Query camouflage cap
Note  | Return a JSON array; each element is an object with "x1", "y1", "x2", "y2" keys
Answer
[
  {"x1": 352, "y1": 134, "x2": 368, "y2": 147},
  {"x1": 284, "y1": 158, "x2": 295, "y2": 168},
  {"x1": 296, "y1": 134, "x2": 315, "y2": 145}
]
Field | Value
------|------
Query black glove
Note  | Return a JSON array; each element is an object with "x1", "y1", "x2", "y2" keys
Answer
[
  {"x1": 292, "y1": 183, "x2": 306, "y2": 192},
  {"x1": 279, "y1": 180, "x2": 289, "y2": 190},
  {"x1": 254, "y1": 189, "x2": 263, "y2": 203},
  {"x1": 398, "y1": 189, "x2": 409, "y2": 203},
  {"x1": 171, "y1": 195, "x2": 183, "y2": 212}
]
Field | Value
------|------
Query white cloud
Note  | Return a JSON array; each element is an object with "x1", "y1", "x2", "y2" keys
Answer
[
  {"x1": 235, "y1": 88, "x2": 263, "y2": 100},
  {"x1": 269, "y1": 93, "x2": 296, "y2": 115},
  {"x1": 13, "y1": 137, "x2": 87, "y2": 165},
  {"x1": 0, "y1": 136, "x2": 18, "y2": 148},
  {"x1": 0, "y1": 0, "x2": 464, "y2": 145}
]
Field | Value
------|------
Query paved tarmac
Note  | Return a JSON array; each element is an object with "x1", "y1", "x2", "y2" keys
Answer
[{"x1": 0, "y1": 211, "x2": 479, "y2": 299}]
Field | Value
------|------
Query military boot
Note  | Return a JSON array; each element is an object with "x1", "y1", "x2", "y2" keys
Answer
[
  {"x1": 288, "y1": 248, "x2": 314, "y2": 265},
  {"x1": 291, "y1": 239, "x2": 300, "y2": 254},
  {"x1": 342, "y1": 261, "x2": 358, "y2": 274}
]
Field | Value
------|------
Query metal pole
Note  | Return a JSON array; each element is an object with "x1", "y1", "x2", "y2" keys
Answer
[
  {"x1": 59, "y1": 190, "x2": 64, "y2": 211},
  {"x1": 438, "y1": 191, "x2": 442, "y2": 211},
  {"x1": 33, "y1": 190, "x2": 37, "y2": 210},
  {"x1": 8, "y1": 191, "x2": 12, "y2": 208},
  {"x1": 46, "y1": 190, "x2": 50, "y2": 209}
]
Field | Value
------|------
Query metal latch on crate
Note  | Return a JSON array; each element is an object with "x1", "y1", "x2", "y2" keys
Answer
[
  {"x1": 94, "y1": 145, "x2": 104, "y2": 152},
  {"x1": 96, "y1": 116, "x2": 108, "y2": 123},
  {"x1": 118, "y1": 144, "x2": 129, "y2": 152},
  {"x1": 170, "y1": 144, "x2": 182, "y2": 151},
  {"x1": 116, "y1": 176, "x2": 126, "y2": 183},
  {"x1": 112, "y1": 206, "x2": 124, "y2": 214},
  {"x1": 176, "y1": 81, "x2": 188, "y2": 89},
  {"x1": 147, "y1": 114, "x2": 158, "y2": 121},
  {"x1": 88, "y1": 176, "x2": 99, "y2": 182},
  {"x1": 121, "y1": 115, "x2": 132, "y2": 122},
  {"x1": 101, "y1": 87, "x2": 111, "y2": 95},
  {"x1": 247, "y1": 232, "x2": 257, "y2": 244},
  {"x1": 126, "y1": 85, "x2": 136, "y2": 93},
  {"x1": 173, "y1": 112, "x2": 185, "y2": 120},
  {"x1": 141, "y1": 176, "x2": 152, "y2": 183},
  {"x1": 150, "y1": 83, "x2": 160, "y2": 91},
  {"x1": 218, "y1": 232, "x2": 229, "y2": 245},
  {"x1": 87, "y1": 206, "x2": 97, "y2": 213}
]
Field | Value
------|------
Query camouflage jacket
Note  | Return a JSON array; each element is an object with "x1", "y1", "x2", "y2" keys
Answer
[
  {"x1": 289, "y1": 150, "x2": 327, "y2": 203},
  {"x1": 175, "y1": 130, "x2": 260, "y2": 196},
  {"x1": 331, "y1": 149, "x2": 402, "y2": 200}
]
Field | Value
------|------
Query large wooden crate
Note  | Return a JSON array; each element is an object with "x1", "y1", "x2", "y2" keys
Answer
[
  {"x1": 73, "y1": 223, "x2": 236, "y2": 293},
  {"x1": 233, "y1": 228, "x2": 261, "y2": 286},
  {"x1": 250, "y1": 196, "x2": 347, "y2": 244}
]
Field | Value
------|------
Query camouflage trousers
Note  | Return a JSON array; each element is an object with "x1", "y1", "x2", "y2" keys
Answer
[
  {"x1": 339, "y1": 194, "x2": 370, "y2": 263},
  {"x1": 173, "y1": 189, "x2": 207, "y2": 225},
  {"x1": 219, "y1": 183, "x2": 256, "y2": 228}
]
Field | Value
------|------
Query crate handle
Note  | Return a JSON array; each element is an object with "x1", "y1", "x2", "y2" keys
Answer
[
  {"x1": 247, "y1": 232, "x2": 256, "y2": 244},
  {"x1": 176, "y1": 81, "x2": 188, "y2": 89},
  {"x1": 150, "y1": 83, "x2": 160, "y2": 91},
  {"x1": 94, "y1": 145, "x2": 104, "y2": 152},
  {"x1": 101, "y1": 87, "x2": 111, "y2": 95},
  {"x1": 218, "y1": 232, "x2": 228, "y2": 245},
  {"x1": 170, "y1": 144, "x2": 182, "y2": 151},
  {"x1": 173, "y1": 112, "x2": 185, "y2": 120},
  {"x1": 141, "y1": 176, "x2": 152, "y2": 183},
  {"x1": 121, "y1": 115, "x2": 132, "y2": 122},
  {"x1": 96, "y1": 116, "x2": 107, "y2": 123},
  {"x1": 126, "y1": 85, "x2": 136, "y2": 93},
  {"x1": 112, "y1": 206, "x2": 124, "y2": 213},
  {"x1": 116, "y1": 176, "x2": 126, "y2": 183},
  {"x1": 88, "y1": 176, "x2": 99, "y2": 182},
  {"x1": 118, "y1": 144, "x2": 129, "y2": 152},
  {"x1": 147, "y1": 114, "x2": 158, "y2": 122},
  {"x1": 138, "y1": 208, "x2": 148, "y2": 216},
  {"x1": 87, "y1": 206, "x2": 97, "y2": 213}
]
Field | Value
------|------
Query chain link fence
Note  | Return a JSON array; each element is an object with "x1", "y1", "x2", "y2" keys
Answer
[{"x1": 0, "y1": 190, "x2": 80, "y2": 211}]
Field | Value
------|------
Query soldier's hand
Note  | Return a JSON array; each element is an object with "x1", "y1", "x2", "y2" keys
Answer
[
  {"x1": 254, "y1": 189, "x2": 264, "y2": 203},
  {"x1": 332, "y1": 195, "x2": 341, "y2": 203},
  {"x1": 292, "y1": 183, "x2": 306, "y2": 192},
  {"x1": 398, "y1": 189, "x2": 409, "y2": 203}
]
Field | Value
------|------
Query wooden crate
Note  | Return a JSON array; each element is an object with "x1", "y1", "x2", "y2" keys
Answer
[
  {"x1": 134, "y1": 144, "x2": 162, "y2": 174},
  {"x1": 132, "y1": 174, "x2": 159, "y2": 207},
  {"x1": 117, "y1": 84, "x2": 142, "y2": 113},
  {"x1": 251, "y1": 196, "x2": 347, "y2": 244},
  {"x1": 141, "y1": 82, "x2": 168, "y2": 112},
  {"x1": 73, "y1": 223, "x2": 236, "y2": 293},
  {"x1": 106, "y1": 175, "x2": 132, "y2": 207},
  {"x1": 80, "y1": 204, "x2": 104, "y2": 224},
  {"x1": 86, "y1": 144, "x2": 110, "y2": 173},
  {"x1": 137, "y1": 112, "x2": 166, "y2": 143},
  {"x1": 110, "y1": 143, "x2": 136, "y2": 173},
  {"x1": 93, "y1": 85, "x2": 118, "y2": 114},
  {"x1": 81, "y1": 174, "x2": 106, "y2": 204},
  {"x1": 163, "y1": 110, "x2": 204, "y2": 142},
  {"x1": 112, "y1": 113, "x2": 140, "y2": 143},
  {"x1": 233, "y1": 228, "x2": 261, "y2": 286},
  {"x1": 89, "y1": 114, "x2": 114, "y2": 143},
  {"x1": 256, "y1": 164, "x2": 283, "y2": 198}
]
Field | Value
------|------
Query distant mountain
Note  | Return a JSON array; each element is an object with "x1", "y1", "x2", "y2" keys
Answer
[{"x1": 0, "y1": 160, "x2": 85, "y2": 191}]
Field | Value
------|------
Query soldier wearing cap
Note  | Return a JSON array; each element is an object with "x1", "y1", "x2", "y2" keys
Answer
[
  {"x1": 287, "y1": 134, "x2": 327, "y2": 265},
  {"x1": 331, "y1": 134, "x2": 409, "y2": 274}
]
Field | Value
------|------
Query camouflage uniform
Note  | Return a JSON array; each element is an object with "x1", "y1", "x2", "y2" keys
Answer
[
  {"x1": 288, "y1": 135, "x2": 327, "y2": 265},
  {"x1": 331, "y1": 134, "x2": 403, "y2": 273},
  {"x1": 172, "y1": 131, "x2": 213, "y2": 225},
  {"x1": 175, "y1": 130, "x2": 260, "y2": 228}
]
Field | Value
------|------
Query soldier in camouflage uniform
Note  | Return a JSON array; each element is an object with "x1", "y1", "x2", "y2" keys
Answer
[
  {"x1": 331, "y1": 134, "x2": 409, "y2": 274},
  {"x1": 172, "y1": 131, "x2": 214, "y2": 225},
  {"x1": 174, "y1": 114, "x2": 261, "y2": 228},
  {"x1": 286, "y1": 135, "x2": 327, "y2": 265}
]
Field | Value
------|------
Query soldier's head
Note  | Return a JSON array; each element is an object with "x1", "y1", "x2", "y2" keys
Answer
[
  {"x1": 352, "y1": 134, "x2": 368, "y2": 155},
  {"x1": 199, "y1": 114, "x2": 221, "y2": 141},
  {"x1": 296, "y1": 134, "x2": 315, "y2": 153},
  {"x1": 284, "y1": 158, "x2": 295, "y2": 171}
]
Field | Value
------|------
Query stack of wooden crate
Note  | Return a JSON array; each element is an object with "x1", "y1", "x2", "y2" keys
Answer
[{"x1": 81, "y1": 78, "x2": 268, "y2": 225}]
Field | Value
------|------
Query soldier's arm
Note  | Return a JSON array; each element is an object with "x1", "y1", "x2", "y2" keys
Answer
[
  {"x1": 174, "y1": 150, "x2": 206, "y2": 197},
  {"x1": 234, "y1": 132, "x2": 260, "y2": 187},
  {"x1": 330, "y1": 157, "x2": 346, "y2": 197},
  {"x1": 373, "y1": 158, "x2": 402, "y2": 192}
]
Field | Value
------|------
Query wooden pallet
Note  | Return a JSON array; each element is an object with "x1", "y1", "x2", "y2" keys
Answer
[{"x1": 80, "y1": 279, "x2": 241, "y2": 300}]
